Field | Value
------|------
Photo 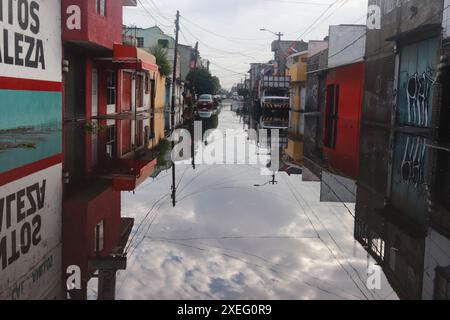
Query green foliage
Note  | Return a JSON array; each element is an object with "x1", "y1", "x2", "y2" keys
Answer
[
  {"x1": 211, "y1": 76, "x2": 221, "y2": 94},
  {"x1": 186, "y1": 68, "x2": 221, "y2": 95},
  {"x1": 156, "y1": 139, "x2": 171, "y2": 166},
  {"x1": 150, "y1": 45, "x2": 172, "y2": 77},
  {"x1": 237, "y1": 88, "x2": 250, "y2": 98}
]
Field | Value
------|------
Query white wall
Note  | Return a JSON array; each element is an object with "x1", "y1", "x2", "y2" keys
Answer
[
  {"x1": 0, "y1": 0, "x2": 62, "y2": 82},
  {"x1": 308, "y1": 40, "x2": 329, "y2": 57},
  {"x1": 0, "y1": 164, "x2": 63, "y2": 300},
  {"x1": 328, "y1": 25, "x2": 366, "y2": 69}
]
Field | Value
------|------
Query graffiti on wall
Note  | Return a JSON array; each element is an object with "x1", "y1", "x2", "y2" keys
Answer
[
  {"x1": 406, "y1": 71, "x2": 436, "y2": 127},
  {"x1": 398, "y1": 37, "x2": 440, "y2": 128},
  {"x1": 400, "y1": 136, "x2": 427, "y2": 188}
]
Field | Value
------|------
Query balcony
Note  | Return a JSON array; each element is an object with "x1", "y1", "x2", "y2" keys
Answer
[{"x1": 111, "y1": 156, "x2": 158, "y2": 191}]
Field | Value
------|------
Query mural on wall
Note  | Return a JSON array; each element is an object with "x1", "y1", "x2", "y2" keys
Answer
[
  {"x1": 398, "y1": 37, "x2": 439, "y2": 128},
  {"x1": 0, "y1": 0, "x2": 63, "y2": 174}
]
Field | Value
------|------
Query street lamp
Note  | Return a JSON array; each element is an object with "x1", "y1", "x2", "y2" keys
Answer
[
  {"x1": 260, "y1": 28, "x2": 285, "y2": 75},
  {"x1": 259, "y1": 28, "x2": 284, "y2": 41},
  {"x1": 254, "y1": 174, "x2": 278, "y2": 187}
]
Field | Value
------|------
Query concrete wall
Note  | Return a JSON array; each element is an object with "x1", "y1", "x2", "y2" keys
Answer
[
  {"x1": 422, "y1": 228, "x2": 450, "y2": 299},
  {"x1": 178, "y1": 44, "x2": 193, "y2": 81},
  {"x1": 358, "y1": 0, "x2": 443, "y2": 201},
  {"x1": 304, "y1": 49, "x2": 328, "y2": 164},
  {"x1": 328, "y1": 25, "x2": 366, "y2": 69},
  {"x1": 308, "y1": 40, "x2": 329, "y2": 58}
]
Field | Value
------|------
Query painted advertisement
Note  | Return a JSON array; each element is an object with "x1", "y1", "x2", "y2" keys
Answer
[
  {"x1": 0, "y1": 1, "x2": 63, "y2": 300},
  {"x1": 0, "y1": 164, "x2": 63, "y2": 300},
  {"x1": 0, "y1": 0, "x2": 62, "y2": 176}
]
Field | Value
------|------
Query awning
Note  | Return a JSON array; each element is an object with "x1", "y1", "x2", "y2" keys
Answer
[{"x1": 97, "y1": 44, "x2": 159, "y2": 72}]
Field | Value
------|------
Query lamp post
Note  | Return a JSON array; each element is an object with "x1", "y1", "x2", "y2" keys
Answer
[
  {"x1": 260, "y1": 28, "x2": 283, "y2": 41},
  {"x1": 260, "y1": 28, "x2": 284, "y2": 75}
]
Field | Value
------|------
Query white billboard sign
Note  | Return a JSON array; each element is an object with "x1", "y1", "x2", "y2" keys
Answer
[
  {"x1": 0, "y1": 164, "x2": 63, "y2": 300},
  {"x1": 0, "y1": 0, "x2": 62, "y2": 82}
]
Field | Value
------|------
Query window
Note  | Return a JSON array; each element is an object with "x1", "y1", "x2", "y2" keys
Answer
[
  {"x1": 106, "y1": 125, "x2": 116, "y2": 159},
  {"x1": 94, "y1": 220, "x2": 104, "y2": 255},
  {"x1": 325, "y1": 84, "x2": 339, "y2": 149},
  {"x1": 145, "y1": 73, "x2": 150, "y2": 94},
  {"x1": 137, "y1": 120, "x2": 144, "y2": 147},
  {"x1": 136, "y1": 75, "x2": 143, "y2": 108},
  {"x1": 158, "y1": 39, "x2": 169, "y2": 49},
  {"x1": 106, "y1": 70, "x2": 116, "y2": 106},
  {"x1": 137, "y1": 37, "x2": 144, "y2": 48},
  {"x1": 96, "y1": 0, "x2": 106, "y2": 16}
]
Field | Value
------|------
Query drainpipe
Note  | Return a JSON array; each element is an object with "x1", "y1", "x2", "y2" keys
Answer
[{"x1": 386, "y1": 43, "x2": 400, "y2": 205}]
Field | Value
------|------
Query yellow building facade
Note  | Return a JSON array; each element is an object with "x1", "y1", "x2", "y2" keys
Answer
[
  {"x1": 149, "y1": 74, "x2": 167, "y2": 150},
  {"x1": 286, "y1": 52, "x2": 308, "y2": 163}
]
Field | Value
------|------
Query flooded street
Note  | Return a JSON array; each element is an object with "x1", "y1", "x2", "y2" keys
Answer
[
  {"x1": 3, "y1": 0, "x2": 450, "y2": 304},
  {"x1": 113, "y1": 101, "x2": 397, "y2": 300}
]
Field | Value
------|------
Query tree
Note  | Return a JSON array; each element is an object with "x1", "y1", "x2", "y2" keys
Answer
[
  {"x1": 150, "y1": 45, "x2": 172, "y2": 77},
  {"x1": 238, "y1": 88, "x2": 250, "y2": 98},
  {"x1": 186, "y1": 68, "x2": 220, "y2": 95},
  {"x1": 211, "y1": 76, "x2": 221, "y2": 94}
]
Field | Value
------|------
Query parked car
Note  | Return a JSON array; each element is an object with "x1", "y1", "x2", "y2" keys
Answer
[{"x1": 196, "y1": 94, "x2": 215, "y2": 119}]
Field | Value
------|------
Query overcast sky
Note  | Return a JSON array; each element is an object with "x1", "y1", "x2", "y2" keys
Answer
[{"x1": 124, "y1": 0, "x2": 369, "y2": 89}]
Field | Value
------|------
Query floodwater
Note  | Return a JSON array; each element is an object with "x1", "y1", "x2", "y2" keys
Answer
[{"x1": 108, "y1": 101, "x2": 399, "y2": 300}]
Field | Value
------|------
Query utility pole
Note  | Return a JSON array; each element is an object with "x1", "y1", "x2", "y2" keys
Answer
[
  {"x1": 277, "y1": 32, "x2": 284, "y2": 76},
  {"x1": 277, "y1": 32, "x2": 283, "y2": 42},
  {"x1": 193, "y1": 42, "x2": 199, "y2": 70},
  {"x1": 171, "y1": 10, "x2": 180, "y2": 207}
]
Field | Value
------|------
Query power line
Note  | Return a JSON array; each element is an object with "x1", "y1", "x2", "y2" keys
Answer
[
  {"x1": 263, "y1": 0, "x2": 333, "y2": 5},
  {"x1": 180, "y1": 15, "x2": 271, "y2": 46},
  {"x1": 144, "y1": 0, "x2": 173, "y2": 22},
  {"x1": 180, "y1": 22, "x2": 263, "y2": 61},
  {"x1": 135, "y1": 0, "x2": 173, "y2": 29},
  {"x1": 295, "y1": 0, "x2": 342, "y2": 40},
  {"x1": 282, "y1": 175, "x2": 373, "y2": 300}
]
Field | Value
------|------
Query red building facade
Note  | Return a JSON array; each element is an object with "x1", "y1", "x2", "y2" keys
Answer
[
  {"x1": 60, "y1": 0, "x2": 160, "y2": 299},
  {"x1": 323, "y1": 62, "x2": 365, "y2": 179}
]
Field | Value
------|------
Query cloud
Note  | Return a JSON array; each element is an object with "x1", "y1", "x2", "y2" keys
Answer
[{"x1": 124, "y1": 0, "x2": 369, "y2": 88}]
